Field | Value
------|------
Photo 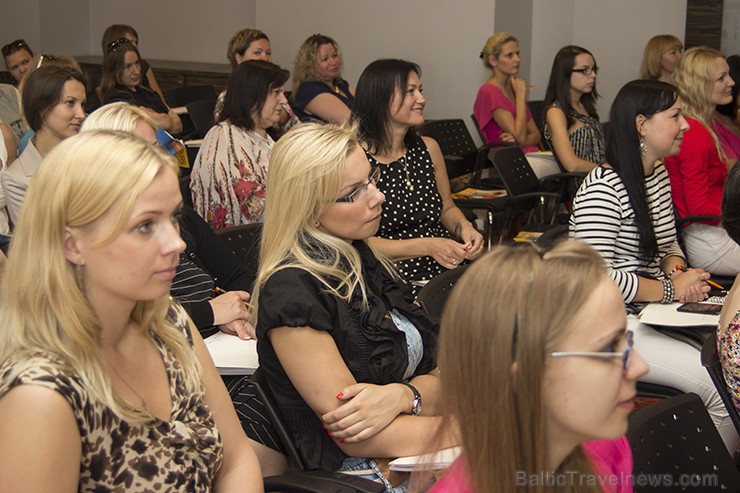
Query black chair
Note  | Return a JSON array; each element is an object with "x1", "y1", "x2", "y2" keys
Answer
[
  {"x1": 627, "y1": 392, "x2": 740, "y2": 492},
  {"x1": 490, "y1": 146, "x2": 563, "y2": 241},
  {"x1": 417, "y1": 265, "x2": 469, "y2": 321},
  {"x1": 526, "y1": 99, "x2": 546, "y2": 136},
  {"x1": 166, "y1": 84, "x2": 218, "y2": 108},
  {"x1": 252, "y1": 369, "x2": 385, "y2": 493},
  {"x1": 216, "y1": 223, "x2": 262, "y2": 284},
  {"x1": 179, "y1": 175, "x2": 193, "y2": 209},
  {"x1": 185, "y1": 99, "x2": 217, "y2": 139},
  {"x1": 701, "y1": 332, "x2": 740, "y2": 436}
]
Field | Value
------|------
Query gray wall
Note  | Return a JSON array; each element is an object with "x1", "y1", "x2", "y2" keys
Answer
[{"x1": 1, "y1": 0, "x2": 690, "y2": 134}]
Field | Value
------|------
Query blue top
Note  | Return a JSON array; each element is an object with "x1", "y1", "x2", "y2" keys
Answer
[{"x1": 292, "y1": 79, "x2": 353, "y2": 123}]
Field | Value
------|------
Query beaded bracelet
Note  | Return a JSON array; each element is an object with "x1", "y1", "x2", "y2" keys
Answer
[{"x1": 660, "y1": 277, "x2": 675, "y2": 304}]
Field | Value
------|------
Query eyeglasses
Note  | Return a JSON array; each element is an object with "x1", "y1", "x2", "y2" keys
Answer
[
  {"x1": 551, "y1": 330, "x2": 633, "y2": 370},
  {"x1": 106, "y1": 38, "x2": 133, "y2": 54},
  {"x1": 335, "y1": 167, "x2": 381, "y2": 203},
  {"x1": 35, "y1": 54, "x2": 57, "y2": 69},
  {"x1": 572, "y1": 66, "x2": 599, "y2": 76},
  {"x1": 2, "y1": 39, "x2": 30, "y2": 57}
]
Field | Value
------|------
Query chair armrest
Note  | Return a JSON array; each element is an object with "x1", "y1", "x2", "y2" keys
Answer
[{"x1": 264, "y1": 470, "x2": 386, "y2": 493}]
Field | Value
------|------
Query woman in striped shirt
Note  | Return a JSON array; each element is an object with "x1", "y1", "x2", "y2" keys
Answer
[{"x1": 570, "y1": 80, "x2": 739, "y2": 452}]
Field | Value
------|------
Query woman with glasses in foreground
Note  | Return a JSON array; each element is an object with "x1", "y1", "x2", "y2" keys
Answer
[
  {"x1": 252, "y1": 123, "x2": 452, "y2": 491},
  {"x1": 429, "y1": 242, "x2": 647, "y2": 493}
]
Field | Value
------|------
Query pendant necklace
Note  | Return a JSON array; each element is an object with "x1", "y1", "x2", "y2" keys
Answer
[{"x1": 398, "y1": 153, "x2": 414, "y2": 191}]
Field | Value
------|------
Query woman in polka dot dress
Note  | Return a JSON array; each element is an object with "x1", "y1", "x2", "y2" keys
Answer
[{"x1": 352, "y1": 59, "x2": 485, "y2": 289}]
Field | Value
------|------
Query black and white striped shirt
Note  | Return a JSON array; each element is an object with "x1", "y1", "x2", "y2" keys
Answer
[{"x1": 569, "y1": 163, "x2": 684, "y2": 302}]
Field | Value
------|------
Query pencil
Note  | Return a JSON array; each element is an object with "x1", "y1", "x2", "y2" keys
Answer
[
  {"x1": 214, "y1": 286, "x2": 253, "y2": 309},
  {"x1": 675, "y1": 265, "x2": 724, "y2": 290}
]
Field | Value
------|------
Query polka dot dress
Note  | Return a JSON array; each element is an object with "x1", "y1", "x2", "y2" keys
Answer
[{"x1": 367, "y1": 135, "x2": 450, "y2": 284}]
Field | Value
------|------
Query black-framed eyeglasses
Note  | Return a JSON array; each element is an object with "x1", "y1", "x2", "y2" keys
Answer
[
  {"x1": 335, "y1": 167, "x2": 381, "y2": 203},
  {"x1": 106, "y1": 38, "x2": 133, "y2": 54},
  {"x1": 2, "y1": 39, "x2": 30, "y2": 57},
  {"x1": 550, "y1": 330, "x2": 633, "y2": 370},
  {"x1": 572, "y1": 66, "x2": 599, "y2": 76}
]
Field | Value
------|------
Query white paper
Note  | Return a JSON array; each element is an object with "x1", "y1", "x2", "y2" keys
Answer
[
  {"x1": 638, "y1": 302, "x2": 720, "y2": 328},
  {"x1": 204, "y1": 332, "x2": 259, "y2": 375},
  {"x1": 389, "y1": 446, "x2": 462, "y2": 472}
]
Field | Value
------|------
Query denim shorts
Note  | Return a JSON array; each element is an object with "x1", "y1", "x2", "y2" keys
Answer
[{"x1": 337, "y1": 456, "x2": 409, "y2": 493}]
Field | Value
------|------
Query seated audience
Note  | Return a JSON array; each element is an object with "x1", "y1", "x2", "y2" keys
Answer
[
  {"x1": 571, "y1": 79, "x2": 737, "y2": 451},
  {"x1": 81, "y1": 102, "x2": 255, "y2": 340},
  {"x1": 253, "y1": 123, "x2": 453, "y2": 490},
  {"x1": 2, "y1": 66, "x2": 86, "y2": 223},
  {"x1": 665, "y1": 46, "x2": 740, "y2": 276},
  {"x1": 543, "y1": 45, "x2": 605, "y2": 196},
  {"x1": 719, "y1": 163, "x2": 740, "y2": 411},
  {"x1": 291, "y1": 34, "x2": 354, "y2": 123},
  {"x1": 101, "y1": 39, "x2": 182, "y2": 134},
  {"x1": 640, "y1": 34, "x2": 683, "y2": 84},
  {"x1": 428, "y1": 242, "x2": 648, "y2": 493},
  {"x1": 0, "y1": 130, "x2": 262, "y2": 491},
  {"x1": 474, "y1": 33, "x2": 540, "y2": 152},
  {"x1": 100, "y1": 24, "x2": 165, "y2": 103},
  {"x1": 190, "y1": 60, "x2": 288, "y2": 229},
  {"x1": 713, "y1": 54, "x2": 740, "y2": 167},
  {"x1": 2, "y1": 39, "x2": 33, "y2": 85},
  {"x1": 215, "y1": 28, "x2": 299, "y2": 138},
  {"x1": 352, "y1": 59, "x2": 484, "y2": 289}
]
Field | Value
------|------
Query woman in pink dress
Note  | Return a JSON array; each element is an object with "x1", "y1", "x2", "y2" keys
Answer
[{"x1": 473, "y1": 32, "x2": 540, "y2": 152}]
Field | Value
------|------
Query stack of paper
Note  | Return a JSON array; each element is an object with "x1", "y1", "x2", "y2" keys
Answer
[{"x1": 204, "y1": 332, "x2": 259, "y2": 375}]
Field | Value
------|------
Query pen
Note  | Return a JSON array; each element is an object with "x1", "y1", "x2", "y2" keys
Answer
[
  {"x1": 214, "y1": 286, "x2": 253, "y2": 310},
  {"x1": 675, "y1": 265, "x2": 724, "y2": 290}
]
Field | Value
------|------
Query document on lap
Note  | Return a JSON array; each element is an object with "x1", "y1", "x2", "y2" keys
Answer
[{"x1": 204, "y1": 332, "x2": 259, "y2": 375}]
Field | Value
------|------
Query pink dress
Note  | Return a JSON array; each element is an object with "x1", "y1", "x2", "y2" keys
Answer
[
  {"x1": 711, "y1": 118, "x2": 740, "y2": 163},
  {"x1": 473, "y1": 83, "x2": 539, "y2": 153},
  {"x1": 429, "y1": 437, "x2": 633, "y2": 493}
]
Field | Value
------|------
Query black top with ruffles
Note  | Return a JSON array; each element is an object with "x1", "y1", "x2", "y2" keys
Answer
[{"x1": 256, "y1": 240, "x2": 438, "y2": 471}]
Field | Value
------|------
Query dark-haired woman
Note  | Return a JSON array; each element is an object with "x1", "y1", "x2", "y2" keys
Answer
[
  {"x1": 2, "y1": 65, "x2": 85, "y2": 223},
  {"x1": 190, "y1": 60, "x2": 289, "y2": 229},
  {"x1": 352, "y1": 59, "x2": 484, "y2": 288},
  {"x1": 543, "y1": 45, "x2": 605, "y2": 198},
  {"x1": 570, "y1": 79, "x2": 738, "y2": 451},
  {"x1": 100, "y1": 40, "x2": 181, "y2": 134}
]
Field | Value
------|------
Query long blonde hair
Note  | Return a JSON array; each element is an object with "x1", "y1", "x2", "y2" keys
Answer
[
  {"x1": 291, "y1": 34, "x2": 343, "y2": 100},
  {"x1": 252, "y1": 123, "x2": 392, "y2": 325},
  {"x1": 0, "y1": 131, "x2": 201, "y2": 423},
  {"x1": 437, "y1": 242, "x2": 607, "y2": 493}
]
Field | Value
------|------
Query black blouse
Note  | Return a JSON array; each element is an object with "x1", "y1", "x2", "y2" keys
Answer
[{"x1": 256, "y1": 240, "x2": 438, "y2": 471}]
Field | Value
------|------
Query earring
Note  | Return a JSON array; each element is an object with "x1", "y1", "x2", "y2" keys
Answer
[
  {"x1": 639, "y1": 136, "x2": 648, "y2": 156},
  {"x1": 314, "y1": 220, "x2": 320, "y2": 228}
]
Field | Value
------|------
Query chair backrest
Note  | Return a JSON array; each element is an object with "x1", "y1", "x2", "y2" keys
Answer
[
  {"x1": 526, "y1": 99, "x2": 546, "y2": 135},
  {"x1": 419, "y1": 119, "x2": 477, "y2": 157},
  {"x1": 470, "y1": 113, "x2": 487, "y2": 143},
  {"x1": 627, "y1": 392, "x2": 740, "y2": 491},
  {"x1": 701, "y1": 332, "x2": 740, "y2": 435},
  {"x1": 216, "y1": 223, "x2": 261, "y2": 283},
  {"x1": 417, "y1": 265, "x2": 469, "y2": 321},
  {"x1": 166, "y1": 84, "x2": 218, "y2": 107},
  {"x1": 185, "y1": 99, "x2": 217, "y2": 137},
  {"x1": 490, "y1": 146, "x2": 541, "y2": 197}
]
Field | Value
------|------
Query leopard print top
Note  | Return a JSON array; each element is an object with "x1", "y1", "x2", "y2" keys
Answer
[{"x1": 0, "y1": 302, "x2": 224, "y2": 492}]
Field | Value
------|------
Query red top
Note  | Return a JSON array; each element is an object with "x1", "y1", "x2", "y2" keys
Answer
[{"x1": 663, "y1": 118, "x2": 726, "y2": 225}]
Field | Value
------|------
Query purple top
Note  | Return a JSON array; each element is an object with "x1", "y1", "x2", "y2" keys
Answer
[
  {"x1": 473, "y1": 83, "x2": 538, "y2": 153},
  {"x1": 711, "y1": 118, "x2": 740, "y2": 162}
]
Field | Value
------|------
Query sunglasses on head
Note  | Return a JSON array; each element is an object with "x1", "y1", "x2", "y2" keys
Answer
[
  {"x1": 2, "y1": 39, "x2": 30, "y2": 57},
  {"x1": 106, "y1": 38, "x2": 133, "y2": 54}
]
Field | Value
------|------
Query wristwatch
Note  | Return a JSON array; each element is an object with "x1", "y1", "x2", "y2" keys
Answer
[{"x1": 401, "y1": 382, "x2": 422, "y2": 416}]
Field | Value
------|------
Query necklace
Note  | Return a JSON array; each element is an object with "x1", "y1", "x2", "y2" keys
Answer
[
  {"x1": 398, "y1": 154, "x2": 414, "y2": 191},
  {"x1": 106, "y1": 334, "x2": 149, "y2": 410}
]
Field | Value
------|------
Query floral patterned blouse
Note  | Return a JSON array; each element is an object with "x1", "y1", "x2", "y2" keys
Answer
[
  {"x1": 190, "y1": 121, "x2": 273, "y2": 229},
  {"x1": 718, "y1": 310, "x2": 740, "y2": 411}
]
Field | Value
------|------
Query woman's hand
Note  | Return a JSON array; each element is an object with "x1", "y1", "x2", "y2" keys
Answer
[
  {"x1": 672, "y1": 268, "x2": 710, "y2": 302},
  {"x1": 209, "y1": 290, "x2": 253, "y2": 339},
  {"x1": 459, "y1": 222, "x2": 485, "y2": 261},
  {"x1": 499, "y1": 132, "x2": 515, "y2": 143},
  {"x1": 426, "y1": 238, "x2": 469, "y2": 269},
  {"x1": 510, "y1": 76, "x2": 529, "y2": 99},
  {"x1": 321, "y1": 383, "x2": 408, "y2": 443}
]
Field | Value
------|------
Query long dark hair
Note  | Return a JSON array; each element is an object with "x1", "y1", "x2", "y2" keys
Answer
[
  {"x1": 220, "y1": 60, "x2": 289, "y2": 131},
  {"x1": 352, "y1": 59, "x2": 421, "y2": 155},
  {"x1": 607, "y1": 79, "x2": 678, "y2": 260},
  {"x1": 22, "y1": 66, "x2": 86, "y2": 132},
  {"x1": 100, "y1": 41, "x2": 140, "y2": 99},
  {"x1": 544, "y1": 45, "x2": 599, "y2": 128},
  {"x1": 717, "y1": 55, "x2": 740, "y2": 120}
]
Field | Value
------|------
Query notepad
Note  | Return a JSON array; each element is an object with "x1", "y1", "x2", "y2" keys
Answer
[
  {"x1": 204, "y1": 332, "x2": 259, "y2": 375},
  {"x1": 638, "y1": 302, "x2": 720, "y2": 327},
  {"x1": 389, "y1": 447, "x2": 462, "y2": 472}
]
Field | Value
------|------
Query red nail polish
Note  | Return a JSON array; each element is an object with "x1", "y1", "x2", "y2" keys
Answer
[
  {"x1": 339, "y1": 438, "x2": 345, "y2": 443},
  {"x1": 336, "y1": 392, "x2": 344, "y2": 399},
  {"x1": 327, "y1": 431, "x2": 332, "y2": 436},
  {"x1": 321, "y1": 423, "x2": 326, "y2": 429}
]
